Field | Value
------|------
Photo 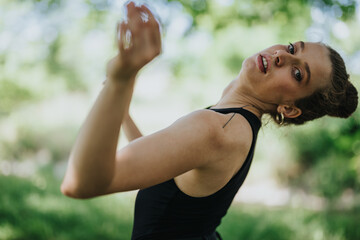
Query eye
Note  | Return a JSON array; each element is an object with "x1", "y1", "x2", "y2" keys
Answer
[
  {"x1": 293, "y1": 68, "x2": 302, "y2": 82},
  {"x1": 288, "y1": 43, "x2": 295, "y2": 54}
]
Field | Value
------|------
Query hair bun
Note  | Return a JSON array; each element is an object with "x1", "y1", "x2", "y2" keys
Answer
[{"x1": 337, "y1": 83, "x2": 358, "y2": 118}]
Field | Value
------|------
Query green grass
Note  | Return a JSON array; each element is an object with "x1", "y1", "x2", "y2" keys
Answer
[
  {"x1": 0, "y1": 173, "x2": 135, "y2": 240},
  {"x1": 218, "y1": 203, "x2": 360, "y2": 240},
  {"x1": 1, "y1": 171, "x2": 359, "y2": 240}
]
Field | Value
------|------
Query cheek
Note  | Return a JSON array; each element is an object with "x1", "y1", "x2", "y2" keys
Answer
[
  {"x1": 278, "y1": 82, "x2": 302, "y2": 101},
  {"x1": 273, "y1": 75, "x2": 298, "y2": 96}
]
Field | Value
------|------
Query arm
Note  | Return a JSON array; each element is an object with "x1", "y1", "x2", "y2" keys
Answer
[
  {"x1": 61, "y1": 79, "x2": 134, "y2": 199},
  {"x1": 104, "y1": 110, "x2": 226, "y2": 194},
  {"x1": 61, "y1": 2, "x2": 161, "y2": 198},
  {"x1": 122, "y1": 113, "x2": 143, "y2": 142},
  {"x1": 61, "y1": 4, "x2": 230, "y2": 199},
  {"x1": 69, "y1": 109, "x2": 226, "y2": 198}
]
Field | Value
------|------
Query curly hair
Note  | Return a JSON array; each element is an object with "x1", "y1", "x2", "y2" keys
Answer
[{"x1": 270, "y1": 44, "x2": 358, "y2": 125}]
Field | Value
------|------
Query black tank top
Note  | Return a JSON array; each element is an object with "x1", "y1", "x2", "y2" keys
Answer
[{"x1": 131, "y1": 107, "x2": 261, "y2": 240}]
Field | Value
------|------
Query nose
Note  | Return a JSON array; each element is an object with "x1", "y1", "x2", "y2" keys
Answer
[{"x1": 273, "y1": 49, "x2": 292, "y2": 67}]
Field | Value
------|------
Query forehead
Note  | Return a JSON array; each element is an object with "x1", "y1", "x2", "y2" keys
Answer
[{"x1": 300, "y1": 42, "x2": 332, "y2": 90}]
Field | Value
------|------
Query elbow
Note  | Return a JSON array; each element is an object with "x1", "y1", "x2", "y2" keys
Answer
[
  {"x1": 60, "y1": 181, "x2": 95, "y2": 200},
  {"x1": 60, "y1": 182, "x2": 82, "y2": 199},
  {"x1": 60, "y1": 183, "x2": 78, "y2": 199}
]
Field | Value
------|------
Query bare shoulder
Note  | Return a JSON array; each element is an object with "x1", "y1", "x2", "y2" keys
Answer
[
  {"x1": 179, "y1": 109, "x2": 254, "y2": 160},
  {"x1": 205, "y1": 110, "x2": 254, "y2": 180},
  {"x1": 170, "y1": 109, "x2": 227, "y2": 146},
  {"x1": 201, "y1": 109, "x2": 253, "y2": 151},
  {"x1": 174, "y1": 109, "x2": 224, "y2": 127},
  {"x1": 224, "y1": 112, "x2": 253, "y2": 146}
]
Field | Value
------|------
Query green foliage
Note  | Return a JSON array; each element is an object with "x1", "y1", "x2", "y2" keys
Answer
[
  {"x1": 320, "y1": 0, "x2": 357, "y2": 20},
  {"x1": 219, "y1": 208, "x2": 293, "y2": 240},
  {"x1": 46, "y1": 38, "x2": 87, "y2": 92},
  {"x1": 0, "y1": 80, "x2": 35, "y2": 115},
  {"x1": 0, "y1": 170, "x2": 133, "y2": 240},
  {"x1": 166, "y1": 0, "x2": 356, "y2": 29},
  {"x1": 219, "y1": 203, "x2": 360, "y2": 240},
  {"x1": 320, "y1": 209, "x2": 360, "y2": 238},
  {"x1": 0, "y1": 125, "x2": 77, "y2": 162},
  {"x1": 282, "y1": 110, "x2": 360, "y2": 201}
]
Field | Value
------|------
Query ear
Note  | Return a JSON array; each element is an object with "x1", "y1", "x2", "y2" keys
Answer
[{"x1": 277, "y1": 104, "x2": 302, "y2": 119}]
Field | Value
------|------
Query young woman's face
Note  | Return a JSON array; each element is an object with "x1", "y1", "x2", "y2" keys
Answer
[{"x1": 240, "y1": 42, "x2": 332, "y2": 105}]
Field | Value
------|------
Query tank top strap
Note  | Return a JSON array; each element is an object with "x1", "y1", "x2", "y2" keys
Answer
[{"x1": 205, "y1": 106, "x2": 261, "y2": 137}]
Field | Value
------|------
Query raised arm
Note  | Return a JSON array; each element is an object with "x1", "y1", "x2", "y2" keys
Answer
[
  {"x1": 61, "y1": 2, "x2": 161, "y2": 198},
  {"x1": 61, "y1": 2, "x2": 234, "y2": 200}
]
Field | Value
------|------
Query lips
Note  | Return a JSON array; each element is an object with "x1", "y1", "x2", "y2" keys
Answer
[
  {"x1": 257, "y1": 54, "x2": 270, "y2": 74},
  {"x1": 257, "y1": 55, "x2": 265, "y2": 73}
]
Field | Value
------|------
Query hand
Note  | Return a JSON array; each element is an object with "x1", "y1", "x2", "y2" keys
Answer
[{"x1": 106, "y1": 2, "x2": 161, "y2": 82}]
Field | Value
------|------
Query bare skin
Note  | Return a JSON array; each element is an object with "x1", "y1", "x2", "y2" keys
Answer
[
  {"x1": 61, "y1": 2, "x2": 332, "y2": 199},
  {"x1": 122, "y1": 113, "x2": 143, "y2": 142}
]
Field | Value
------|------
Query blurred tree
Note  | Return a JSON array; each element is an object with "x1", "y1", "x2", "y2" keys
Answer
[
  {"x1": 0, "y1": 0, "x2": 357, "y2": 115},
  {"x1": 0, "y1": 80, "x2": 34, "y2": 115},
  {"x1": 166, "y1": 0, "x2": 356, "y2": 28},
  {"x1": 278, "y1": 108, "x2": 360, "y2": 206}
]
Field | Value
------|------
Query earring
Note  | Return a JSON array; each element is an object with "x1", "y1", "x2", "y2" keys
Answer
[{"x1": 276, "y1": 112, "x2": 285, "y2": 125}]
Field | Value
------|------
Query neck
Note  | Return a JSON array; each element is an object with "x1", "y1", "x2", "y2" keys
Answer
[
  {"x1": 213, "y1": 79, "x2": 275, "y2": 120},
  {"x1": 214, "y1": 95, "x2": 263, "y2": 120}
]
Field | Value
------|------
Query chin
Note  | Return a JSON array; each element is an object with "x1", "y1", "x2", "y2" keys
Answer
[
  {"x1": 239, "y1": 61, "x2": 264, "y2": 94},
  {"x1": 241, "y1": 56, "x2": 257, "y2": 76},
  {"x1": 243, "y1": 54, "x2": 257, "y2": 69}
]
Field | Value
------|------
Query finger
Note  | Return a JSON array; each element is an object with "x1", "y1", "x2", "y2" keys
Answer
[
  {"x1": 126, "y1": 1, "x2": 136, "y2": 18},
  {"x1": 127, "y1": 2, "x2": 142, "y2": 29},
  {"x1": 140, "y1": 5, "x2": 161, "y2": 28},
  {"x1": 139, "y1": 5, "x2": 154, "y2": 23},
  {"x1": 141, "y1": 25, "x2": 160, "y2": 54},
  {"x1": 126, "y1": 1, "x2": 136, "y2": 13},
  {"x1": 144, "y1": 20, "x2": 161, "y2": 53},
  {"x1": 138, "y1": 28, "x2": 153, "y2": 59},
  {"x1": 140, "y1": 28, "x2": 161, "y2": 64},
  {"x1": 131, "y1": 26, "x2": 142, "y2": 54},
  {"x1": 140, "y1": 6, "x2": 161, "y2": 48},
  {"x1": 118, "y1": 22, "x2": 133, "y2": 55},
  {"x1": 116, "y1": 22, "x2": 122, "y2": 48},
  {"x1": 117, "y1": 22, "x2": 125, "y2": 50}
]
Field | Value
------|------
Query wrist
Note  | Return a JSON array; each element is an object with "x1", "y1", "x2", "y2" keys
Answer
[
  {"x1": 106, "y1": 63, "x2": 138, "y2": 84},
  {"x1": 106, "y1": 75, "x2": 136, "y2": 89}
]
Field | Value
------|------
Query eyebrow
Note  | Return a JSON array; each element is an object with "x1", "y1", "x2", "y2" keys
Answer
[
  {"x1": 300, "y1": 41, "x2": 305, "y2": 51},
  {"x1": 299, "y1": 41, "x2": 311, "y2": 85}
]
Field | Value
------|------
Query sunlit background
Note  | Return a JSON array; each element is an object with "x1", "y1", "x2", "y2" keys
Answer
[{"x1": 0, "y1": 0, "x2": 359, "y2": 239}]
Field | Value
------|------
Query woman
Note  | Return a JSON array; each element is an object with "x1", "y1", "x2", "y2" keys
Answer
[{"x1": 61, "y1": 2, "x2": 358, "y2": 240}]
